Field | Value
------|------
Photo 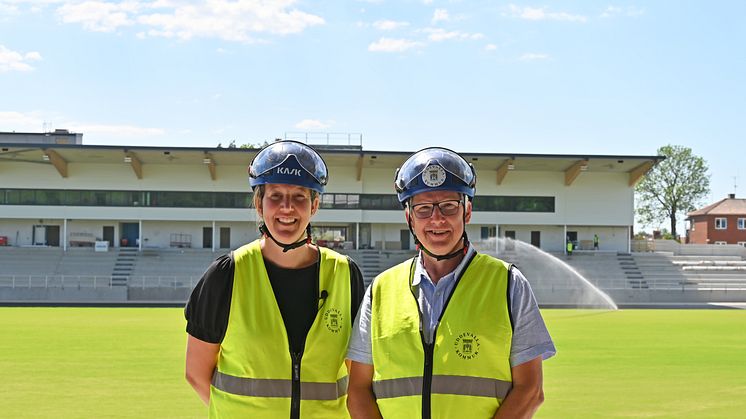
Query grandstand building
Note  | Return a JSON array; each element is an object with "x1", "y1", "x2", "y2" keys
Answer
[
  {"x1": 0, "y1": 139, "x2": 661, "y2": 254},
  {"x1": 6, "y1": 135, "x2": 746, "y2": 307}
]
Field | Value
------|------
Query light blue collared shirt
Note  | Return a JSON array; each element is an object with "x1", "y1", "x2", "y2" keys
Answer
[
  {"x1": 414, "y1": 246, "x2": 474, "y2": 344},
  {"x1": 347, "y1": 245, "x2": 556, "y2": 367}
]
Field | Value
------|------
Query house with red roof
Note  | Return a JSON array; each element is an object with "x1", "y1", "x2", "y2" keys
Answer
[{"x1": 686, "y1": 194, "x2": 746, "y2": 246}]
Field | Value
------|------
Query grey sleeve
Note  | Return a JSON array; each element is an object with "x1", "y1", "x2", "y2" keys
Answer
[
  {"x1": 346, "y1": 281, "x2": 374, "y2": 364},
  {"x1": 508, "y1": 267, "x2": 557, "y2": 367}
]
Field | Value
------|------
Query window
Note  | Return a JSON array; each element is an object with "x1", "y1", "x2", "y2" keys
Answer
[
  {"x1": 738, "y1": 218, "x2": 746, "y2": 230},
  {"x1": 714, "y1": 241, "x2": 727, "y2": 245},
  {"x1": 471, "y1": 196, "x2": 555, "y2": 212},
  {"x1": 0, "y1": 188, "x2": 554, "y2": 213},
  {"x1": 715, "y1": 218, "x2": 727, "y2": 229},
  {"x1": 738, "y1": 242, "x2": 746, "y2": 247}
]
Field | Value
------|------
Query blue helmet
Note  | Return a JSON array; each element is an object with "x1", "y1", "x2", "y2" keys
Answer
[
  {"x1": 394, "y1": 147, "x2": 476, "y2": 204},
  {"x1": 249, "y1": 140, "x2": 328, "y2": 193}
]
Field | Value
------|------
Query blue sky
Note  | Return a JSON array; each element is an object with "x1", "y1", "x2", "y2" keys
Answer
[{"x1": 1, "y1": 1, "x2": 744, "y2": 229}]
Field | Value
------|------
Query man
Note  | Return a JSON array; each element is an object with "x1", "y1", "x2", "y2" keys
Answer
[{"x1": 347, "y1": 147, "x2": 556, "y2": 419}]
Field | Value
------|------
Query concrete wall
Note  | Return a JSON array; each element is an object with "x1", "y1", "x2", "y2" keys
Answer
[
  {"x1": 0, "y1": 286, "x2": 126, "y2": 302},
  {"x1": 654, "y1": 240, "x2": 746, "y2": 257}
]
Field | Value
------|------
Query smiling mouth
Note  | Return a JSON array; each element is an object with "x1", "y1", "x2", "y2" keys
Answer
[{"x1": 276, "y1": 217, "x2": 297, "y2": 225}]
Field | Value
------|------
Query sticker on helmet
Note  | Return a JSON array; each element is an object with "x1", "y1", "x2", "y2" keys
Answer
[{"x1": 422, "y1": 164, "x2": 446, "y2": 187}]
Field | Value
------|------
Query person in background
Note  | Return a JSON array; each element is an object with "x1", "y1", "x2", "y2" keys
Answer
[
  {"x1": 185, "y1": 140, "x2": 364, "y2": 418},
  {"x1": 346, "y1": 147, "x2": 556, "y2": 418}
]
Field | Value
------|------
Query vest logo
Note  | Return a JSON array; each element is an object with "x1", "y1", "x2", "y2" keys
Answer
[
  {"x1": 422, "y1": 164, "x2": 446, "y2": 187},
  {"x1": 323, "y1": 308, "x2": 343, "y2": 333},
  {"x1": 454, "y1": 332, "x2": 480, "y2": 360},
  {"x1": 277, "y1": 167, "x2": 302, "y2": 176}
]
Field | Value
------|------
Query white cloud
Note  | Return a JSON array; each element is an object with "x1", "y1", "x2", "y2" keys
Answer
[
  {"x1": 506, "y1": 4, "x2": 587, "y2": 23},
  {"x1": 519, "y1": 52, "x2": 549, "y2": 61},
  {"x1": 373, "y1": 19, "x2": 409, "y2": 31},
  {"x1": 0, "y1": 110, "x2": 45, "y2": 129},
  {"x1": 57, "y1": 1, "x2": 140, "y2": 32},
  {"x1": 1, "y1": 0, "x2": 64, "y2": 16},
  {"x1": 422, "y1": 28, "x2": 483, "y2": 42},
  {"x1": 600, "y1": 5, "x2": 622, "y2": 18},
  {"x1": 484, "y1": 43, "x2": 497, "y2": 51},
  {"x1": 431, "y1": 8, "x2": 449, "y2": 24},
  {"x1": 137, "y1": 1, "x2": 325, "y2": 42},
  {"x1": 295, "y1": 119, "x2": 331, "y2": 130},
  {"x1": 368, "y1": 37, "x2": 424, "y2": 53},
  {"x1": 50, "y1": 0, "x2": 324, "y2": 42},
  {"x1": 0, "y1": 45, "x2": 42, "y2": 72},
  {"x1": 600, "y1": 5, "x2": 644, "y2": 18},
  {"x1": 0, "y1": 2, "x2": 20, "y2": 17}
]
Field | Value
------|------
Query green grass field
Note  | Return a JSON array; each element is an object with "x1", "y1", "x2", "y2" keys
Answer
[{"x1": 1, "y1": 308, "x2": 744, "y2": 418}]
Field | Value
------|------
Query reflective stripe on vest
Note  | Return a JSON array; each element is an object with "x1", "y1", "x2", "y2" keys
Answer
[
  {"x1": 373, "y1": 375, "x2": 512, "y2": 399},
  {"x1": 209, "y1": 240, "x2": 352, "y2": 418},
  {"x1": 212, "y1": 370, "x2": 349, "y2": 400},
  {"x1": 370, "y1": 253, "x2": 513, "y2": 419}
]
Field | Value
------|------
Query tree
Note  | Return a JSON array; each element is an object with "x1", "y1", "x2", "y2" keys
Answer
[
  {"x1": 239, "y1": 140, "x2": 270, "y2": 149},
  {"x1": 635, "y1": 144, "x2": 710, "y2": 239}
]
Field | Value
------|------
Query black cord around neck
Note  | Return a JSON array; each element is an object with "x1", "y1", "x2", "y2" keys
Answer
[{"x1": 259, "y1": 223, "x2": 312, "y2": 253}]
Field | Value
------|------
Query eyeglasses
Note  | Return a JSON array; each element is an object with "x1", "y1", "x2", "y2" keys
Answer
[{"x1": 410, "y1": 200, "x2": 462, "y2": 219}]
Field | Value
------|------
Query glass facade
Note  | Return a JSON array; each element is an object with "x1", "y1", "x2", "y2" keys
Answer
[{"x1": 0, "y1": 189, "x2": 554, "y2": 213}]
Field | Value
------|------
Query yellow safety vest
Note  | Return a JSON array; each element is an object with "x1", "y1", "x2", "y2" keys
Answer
[
  {"x1": 209, "y1": 240, "x2": 352, "y2": 418},
  {"x1": 370, "y1": 253, "x2": 513, "y2": 419}
]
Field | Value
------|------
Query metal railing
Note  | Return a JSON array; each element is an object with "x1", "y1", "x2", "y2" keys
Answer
[
  {"x1": 284, "y1": 132, "x2": 363, "y2": 147},
  {"x1": 2, "y1": 274, "x2": 745, "y2": 293}
]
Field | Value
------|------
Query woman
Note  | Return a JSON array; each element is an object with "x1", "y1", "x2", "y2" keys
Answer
[{"x1": 185, "y1": 140, "x2": 364, "y2": 418}]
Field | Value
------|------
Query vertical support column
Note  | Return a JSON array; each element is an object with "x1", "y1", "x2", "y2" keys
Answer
[
  {"x1": 212, "y1": 221, "x2": 216, "y2": 253},
  {"x1": 63, "y1": 219, "x2": 68, "y2": 252},
  {"x1": 494, "y1": 223, "x2": 499, "y2": 255},
  {"x1": 356, "y1": 222, "x2": 360, "y2": 250},
  {"x1": 139, "y1": 219, "x2": 143, "y2": 251},
  {"x1": 563, "y1": 225, "x2": 567, "y2": 255},
  {"x1": 627, "y1": 226, "x2": 631, "y2": 253}
]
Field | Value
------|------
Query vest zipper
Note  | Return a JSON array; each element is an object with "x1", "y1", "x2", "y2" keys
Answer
[
  {"x1": 409, "y1": 265, "x2": 433, "y2": 419},
  {"x1": 290, "y1": 350, "x2": 302, "y2": 419},
  {"x1": 422, "y1": 341, "x2": 434, "y2": 419}
]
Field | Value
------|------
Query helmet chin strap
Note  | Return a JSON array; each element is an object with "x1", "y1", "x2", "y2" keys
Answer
[
  {"x1": 415, "y1": 231, "x2": 470, "y2": 261},
  {"x1": 259, "y1": 223, "x2": 313, "y2": 253}
]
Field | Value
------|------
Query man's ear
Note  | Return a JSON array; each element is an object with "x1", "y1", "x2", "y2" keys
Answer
[
  {"x1": 464, "y1": 200, "x2": 472, "y2": 224},
  {"x1": 404, "y1": 206, "x2": 411, "y2": 225}
]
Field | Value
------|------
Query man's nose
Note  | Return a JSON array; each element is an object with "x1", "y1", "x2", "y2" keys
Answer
[{"x1": 430, "y1": 205, "x2": 446, "y2": 221}]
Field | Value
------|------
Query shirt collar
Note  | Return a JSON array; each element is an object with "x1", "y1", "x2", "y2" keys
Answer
[{"x1": 412, "y1": 243, "x2": 477, "y2": 286}]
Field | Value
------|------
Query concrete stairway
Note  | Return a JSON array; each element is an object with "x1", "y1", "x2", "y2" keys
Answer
[{"x1": 111, "y1": 248, "x2": 138, "y2": 286}]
